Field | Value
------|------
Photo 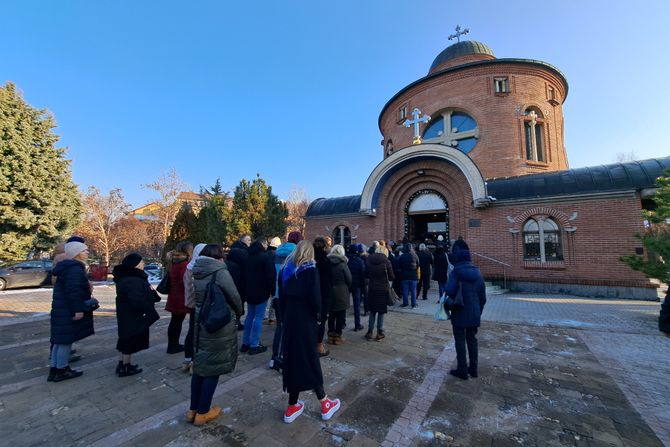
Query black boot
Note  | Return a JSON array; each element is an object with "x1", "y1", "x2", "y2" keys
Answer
[
  {"x1": 364, "y1": 330, "x2": 374, "y2": 341},
  {"x1": 52, "y1": 366, "x2": 83, "y2": 382},
  {"x1": 115, "y1": 361, "x2": 124, "y2": 375},
  {"x1": 47, "y1": 367, "x2": 57, "y2": 382},
  {"x1": 449, "y1": 369, "x2": 469, "y2": 380},
  {"x1": 118, "y1": 363, "x2": 143, "y2": 377},
  {"x1": 166, "y1": 344, "x2": 185, "y2": 354},
  {"x1": 468, "y1": 366, "x2": 478, "y2": 378}
]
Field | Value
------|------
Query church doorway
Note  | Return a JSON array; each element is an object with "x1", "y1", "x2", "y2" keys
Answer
[{"x1": 404, "y1": 190, "x2": 449, "y2": 243}]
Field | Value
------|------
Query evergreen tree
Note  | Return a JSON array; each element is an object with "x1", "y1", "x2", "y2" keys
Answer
[
  {"x1": 195, "y1": 194, "x2": 229, "y2": 245},
  {"x1": 621, "y1": 170, "x2": 670, "y2": 283},
  {"x1": 0, "y1": 82, "x2": 81, "y2": 261},
  {"x1": 162, "y1": 203, "x2": 198, "y2": 262},
  {"x1": 227, "y1": 174, "x2": 288, "y2": 243}
]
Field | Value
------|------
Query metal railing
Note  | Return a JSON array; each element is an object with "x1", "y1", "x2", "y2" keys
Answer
[{"x1": 471, "y1": 251, "x2": 511, "y2": 290}]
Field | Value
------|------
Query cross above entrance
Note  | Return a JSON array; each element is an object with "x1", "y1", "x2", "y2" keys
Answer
[
  {"x1": 448, "y1": 25, "x2": 470, "y2": 42},
  {"x1": 403, "y1": 108, "x2": 431, "y2": 145}
]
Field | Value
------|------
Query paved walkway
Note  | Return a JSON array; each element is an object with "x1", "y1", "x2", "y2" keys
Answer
[{"x1": 0, "y1": 284, "x2": 668, "y2": 446}]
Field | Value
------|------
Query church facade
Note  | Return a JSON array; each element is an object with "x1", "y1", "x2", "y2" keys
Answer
[{"x1": 305, "y1": 39, "x2": 669, "y2": 300}]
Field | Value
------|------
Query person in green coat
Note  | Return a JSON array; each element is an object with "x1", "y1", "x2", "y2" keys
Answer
[{"x1": 187, "y1": 244, "x2": 243, "y2": 426}]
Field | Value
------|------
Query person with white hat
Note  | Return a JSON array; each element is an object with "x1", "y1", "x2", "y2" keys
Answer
[{"x1": 48, "y1": 241, "x2": 94, "y2": 382}]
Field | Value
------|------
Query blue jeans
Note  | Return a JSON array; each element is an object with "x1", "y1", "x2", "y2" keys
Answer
[
  {"x1": 368, "y1": 311, "x2": 384, "y2": 331},
  {"x1": 351, "y1": 287, "x2": 362, "y2": 327},
  {"x1": 243, "y1": 301, "x2": 268, "y2": 347},
  {"x1": 190, "y1": 374, "x2": 220, "y2": 414},
  {"x1": 50, "y1": 343, "x2": 71, "y2": 368},
  {"x1": 402, "y1": 280, "x2": 418, "y2": 306}
]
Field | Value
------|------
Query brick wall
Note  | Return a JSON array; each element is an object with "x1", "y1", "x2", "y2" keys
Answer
[{"x1": 380, "y1": 62, "x2": 568, "y2": 179}]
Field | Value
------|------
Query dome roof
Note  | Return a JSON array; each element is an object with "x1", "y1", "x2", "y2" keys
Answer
[{"x1": 429, "y1": 40, "x2": 495, "y2": 72}]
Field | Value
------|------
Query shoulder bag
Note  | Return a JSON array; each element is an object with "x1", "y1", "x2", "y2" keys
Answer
[
  {"x1": 156, "y1": 270, "x2": 170, "y2": 294},
  {"x1": 199, "y1": 272, "x2": 232, "y2": 333},
  {"x1": 384, "y1": 265, "x2": 400, "y2": 306}
]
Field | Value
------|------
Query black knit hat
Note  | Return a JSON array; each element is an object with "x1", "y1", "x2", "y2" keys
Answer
[{"x1": 121, "y1": 253, "x2": 143, "y2": 268}]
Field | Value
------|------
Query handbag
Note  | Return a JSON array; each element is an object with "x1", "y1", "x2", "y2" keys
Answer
[
  {"x1": 384, "y1": 265, "x2": 400, "y2": 306},
  {"x1": 444, "y1": 282, "x2": 464, "y2": 312},
  {"x1": 83, "y1": 297, "x2": 100, "y2": 312},
  {"x1": 156, "y1": 271, "x2": 170, "y2": 294},
  {"x1": 199, "y1": 273, "x2": 232, "y2": 334}
]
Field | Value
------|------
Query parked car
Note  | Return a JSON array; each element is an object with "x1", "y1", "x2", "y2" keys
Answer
[
  {"x1": 0, "y1": 260, "x2": 54, "y2": 291},
  {"x1": 144, "y1": 263, "x2": 163, "y2": 281}
]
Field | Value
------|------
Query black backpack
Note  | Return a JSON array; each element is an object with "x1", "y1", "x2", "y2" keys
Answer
[{"x1": 199, "y1": 273, "x2": 232, "y2": 334}]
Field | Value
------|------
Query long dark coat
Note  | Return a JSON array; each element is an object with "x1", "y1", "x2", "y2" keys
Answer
[
  {"x1": 366, "y1": 253, "x2": 395, "y2": 314},
  {"x1": 192, "y1": 257, "x2": 243, "y2": 377},
  {"x1": 417, "y1": 251, "x2": 434, "y2": 279},
  {"x1": 347, "y1": 253, "x2": 366, "y2": 290},
  {"x1": 445, "y1": 251, "x2": 487, "y2": 328},
  {"x1": 399, "y1": 252, "x2": 419, "y2": 281},
  {"x1": 243, "y1": 241, "x2": 276, "y2": 305},
  {"x1": 279, "y1": 265, "x2": 323, "y2": 393},
  {"x1": 315, "y1": 248, "x2": 332, "y2": 317},
  {"x1": 113, "y1": 265, "x2": 160, "y2": 340},
  {"x1": 432, "y1": 249, "x2": 451, "y2": 283},
  {"x1": 165, "y1": 260, "x2": 189, "y2": 315},
  {"x1": 226, "y1": 247, "x2": 247, "y2": 301},
  {"x1": 328, "y1": 254, "x2": 352, "y2": 312},
  {"x1": 660, "y1": 288, "x2": 670, "y2": 333},
  {"x1": 50, "y1": 260, "x2": 94, "y2": 345}
]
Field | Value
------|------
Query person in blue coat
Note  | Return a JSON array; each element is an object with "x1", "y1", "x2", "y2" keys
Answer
[
  {"x1": 445, "y1": 240, "x2": 486, "y2": 380},
  {"x1": 48, "y1": 241, "x2": 95, "y2": 382}
]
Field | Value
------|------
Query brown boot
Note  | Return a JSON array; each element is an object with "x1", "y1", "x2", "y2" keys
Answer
[
  {"x1": 333, "y1": 333, "x2": 345, "y2": 345},
  {"x1": 327, "y1": 332, "x2": 336, "y2": 344},
  {"x1": 376, "y1": 330, "x2": 385, "y2": 341},
  {"x1": 364, "y1": 331, "x2": 374, "y2": 341},
  {"x1": 317, "y1": 342, "x2": 330, "y2": 357},
  {"x1": 193, "y1": 406, "x2": 221, "y2": 426}
]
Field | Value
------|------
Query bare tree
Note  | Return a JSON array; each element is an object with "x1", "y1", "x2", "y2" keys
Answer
[
  {"x1": 143, "y1": 168, "x2": 188, "y2": 242},
  {"x1": 75, "y1": 186, "x2": 131, "y2": 265},
  {"x1": 615, "y1": 151, "x2": 638, "y2": 163},
  {"x1": 285, "y1": 185, "x2": 311, "y2": 237}
]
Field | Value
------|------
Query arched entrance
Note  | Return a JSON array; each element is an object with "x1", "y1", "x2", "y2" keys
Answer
[{"x1": 404, "y1": 190, "x2": 448, "y2": 243}]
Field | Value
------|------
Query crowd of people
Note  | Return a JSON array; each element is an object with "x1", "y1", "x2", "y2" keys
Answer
[{"x1": 47, "y1": 231, "x2": 486, "y2": 425}]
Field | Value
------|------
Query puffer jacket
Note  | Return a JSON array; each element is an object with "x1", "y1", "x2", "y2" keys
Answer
[
  {"x1": 50, "y1": 260, "x2": 94, "y2": 344},
  {"x1": 328, "y1": 254, "x2": 352, "y2": 312},
  {"x1": 445, "y1": 250, "x2": 486, "y2": 328},
  {"x1": 192, "y1": 257, "x2": 243, "y2": 377}
]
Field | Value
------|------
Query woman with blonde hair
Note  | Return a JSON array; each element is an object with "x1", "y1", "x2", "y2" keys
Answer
[
  {"x1": 327, "y1": 244, "x2": 352, "y2": 345},
  {"x1": 365, "y1": 244, "x2": 395, "y2": 341},
  {"x1": 278, "y1": 240, "x2": 341, "y2": 423}
]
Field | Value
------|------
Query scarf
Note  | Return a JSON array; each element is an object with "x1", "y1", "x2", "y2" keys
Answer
[
  {"x1": 187, "y1": 243, "x2": 207, "y2": 270},
  {"x1": 281, "y1": 259, "x2": 316, "y2": 284}
]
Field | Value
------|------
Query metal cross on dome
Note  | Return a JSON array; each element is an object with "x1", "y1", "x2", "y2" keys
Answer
[
  {"x1": 403, "y1": 108, "x2": 431, "y2": 145},
  {"x1": 448, "y1": 25, "x2": 470, "y2": 42}
]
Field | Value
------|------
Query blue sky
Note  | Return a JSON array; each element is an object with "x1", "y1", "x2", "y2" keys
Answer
[{"x1": 3, "y1": 0, "x2": 669, "y2": 208}]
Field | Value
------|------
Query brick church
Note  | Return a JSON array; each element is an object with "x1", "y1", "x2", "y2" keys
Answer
[{"x1": 304, "y1": 37, "x2": 669, "y2": 300}]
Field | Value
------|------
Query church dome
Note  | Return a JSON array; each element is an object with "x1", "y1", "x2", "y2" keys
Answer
[{"x1": 429, "y1": 40, "x2": 495, "y2": 73}]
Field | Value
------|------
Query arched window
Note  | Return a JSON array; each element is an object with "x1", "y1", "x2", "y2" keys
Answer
[
  {"x1": 386, "y1": 139, "x2": 394, "y2": 155},
  {"x1": 422, "y1": 110, "x2": 479, "y2": 154},
  {"x1": 523, "y1": 217, "x2": 562, "y2": 262},
  {"x1": 524, "y1": 107, "x2": 545, "y2": 162},
  {"x1": 332, "y1": 226, "x2": 351, "y2": 248}
]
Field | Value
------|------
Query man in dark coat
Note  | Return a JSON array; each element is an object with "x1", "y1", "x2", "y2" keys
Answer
[
  {"x1": 445, "y1": 241, "x2": 486, "y2": 380},
  {"x1": 398, "y1": 243, "x2": 420, "y2": 308},
  {"x1": 347, "y1": 244, "x2": 366, "y2": 331},
  {"x1": 313, "y1": 237, "x2": 332, "y2": 355},
  {"x1": 227, "y1": 239, "x2": 249, "y2": 330},
  {"x1": 241, "y1": 239, "x2": 276, "y2": 354},
  {"x1": 416, "y1": 243, "x2": 434, "y2": 300},
  {"x1": 49, "y1": 241, "x2": 94, "y2": 382}
]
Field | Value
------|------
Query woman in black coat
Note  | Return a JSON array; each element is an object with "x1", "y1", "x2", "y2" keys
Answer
[
  {"x1": 432, "y1": 244, "x2": 451, "y2": 299},
  {"x1": 278, "y1": 240, "x2": 341, "y2": 424},
  {"x1": 313, "y1": 236, "x2": 332, "y2": 356},
  {"x1": 113, "y1": 253, "x2": 160, "y2": 377},
  {"x1": 365, "y1": 246, "x2": 395, "y2": 341},
  {"x1": 49, "y1": 241, "x2": 94, "y2": 382}
]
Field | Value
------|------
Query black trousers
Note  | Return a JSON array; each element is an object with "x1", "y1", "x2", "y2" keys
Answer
[
  {"x1": 168, "y1": 313, "x2": 186, "y2": 348},
  {"x1": 417, "y1": 274, "x2": 431, "y2": 299},
  {"x1": 327, "y1": 310, "x2": 346, "y2": 334},
  {"x1": 452, "y1": 326, "x2": 478, "y2": 373},
  {"x1": 289, "y1": 384, "x2": 325, "y2": 405}
]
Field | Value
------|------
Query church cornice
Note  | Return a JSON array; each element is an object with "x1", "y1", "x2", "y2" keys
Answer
[{"x1": 378, "y1": 58, "x2": 569, "y2": 131}]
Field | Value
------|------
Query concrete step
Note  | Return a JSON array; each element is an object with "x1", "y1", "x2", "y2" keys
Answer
[{"x1": 485, "y1": 283, "x2": 509, "y2": 295}]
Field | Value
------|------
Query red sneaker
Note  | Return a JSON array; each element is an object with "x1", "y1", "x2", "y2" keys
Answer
[
  {"x1": 283, "y1": 401, "x2": 304, "y2": 423},
  {"x1": 320, "y1": 397, "x2": 341, "y2": 420}
]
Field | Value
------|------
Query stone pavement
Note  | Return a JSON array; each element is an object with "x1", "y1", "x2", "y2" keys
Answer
[{"x1": 0, "y1": 284, "x2": 668, "y2": 446}]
